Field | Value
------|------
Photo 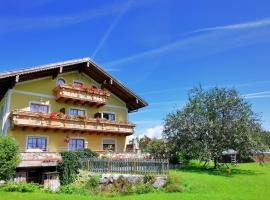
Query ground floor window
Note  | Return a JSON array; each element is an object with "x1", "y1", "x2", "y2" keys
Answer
[
  {"x1": 102, "y1": 139, "x2": 116, "y2": 152},
  {"x1": 27, "y1": 136, "x2": 47, "y2": 151},
  {"x1": 69, "y1": 138, "x2": 85, "y2": 151}
]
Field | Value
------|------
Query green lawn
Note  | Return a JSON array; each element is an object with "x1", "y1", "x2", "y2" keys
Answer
[{"x1": 0, "y1": 162, "x2": 269, "y2": 200}]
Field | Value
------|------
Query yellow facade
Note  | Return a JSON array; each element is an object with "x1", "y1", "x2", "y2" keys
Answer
[{"x1": 6, "y1": 71, "x2": 129, "y2": 153}]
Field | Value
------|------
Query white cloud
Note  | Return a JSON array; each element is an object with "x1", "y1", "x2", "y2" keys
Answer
[
  {"x1": 243, "y1": 90, "x2": 270, "y2": 99},
  {"x1": 137, "y1": 125, "x2": 164, "y2": 139},
  {"x1": 91, "y1": 0, "x2": 133, "y2": 59},
  {"x1": 192, "y1": 18, "x2": 270, "y2": 33},
  {"x1": 103, "y1": 18, "x2": 270, "y2": 67}
]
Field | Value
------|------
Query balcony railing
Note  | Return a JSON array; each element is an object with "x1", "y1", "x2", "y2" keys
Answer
[
  {"x1": 11, "y1": 110, "x2": 135, "y2": 135},
  {"x1": 53, "y1": 85, "x2": 110, "y2": 107}
]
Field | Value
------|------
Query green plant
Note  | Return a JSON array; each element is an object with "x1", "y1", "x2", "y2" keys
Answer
[
  {"x1": 85, "y1": 176, "x2": 99, "y2": 189},
  {"x1": 58, "y1": 149, "x2": 98, "y2": 185},
  {"x1": 1, "y1": 182, "x2": 40, "y2": 192},
  {"x1": 133, "y1": 182, "x2": 154, "y2": 194},
  {"x1": 59, "y1": 185, "x2": 88, "y2": 195},
  {"x1": 165, "y1": 174, "x2": 183, "y2": 193},
  {"x1": 0, "y1": 136, "x2": 20, "y2": 180},
  {"x1": 144, "y1": 175, "x2": 155, "y2": 184}
]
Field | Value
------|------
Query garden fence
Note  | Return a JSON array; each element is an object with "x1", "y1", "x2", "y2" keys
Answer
[{"x1": 82, "y1": 158, "x2": 169, "y2": 175}]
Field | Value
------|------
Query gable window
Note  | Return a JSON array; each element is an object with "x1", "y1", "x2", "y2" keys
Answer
[
  {"x1": 30, "y1": 103, "x2": 49, "y2": 113},
  {"x1": 103, "y1": 139, "x2": 116, "y2": 152},
  {"x1": 69, "y1": 139, "x2": 84, "y2": 151},
  {"x1": 73, "y1": 80, "x2": 83, "y2": 88},
  {"x1": 56, "y1": 78, "x2": 66, "y2": 86},
  {"x1": 27, "y1": 136, "x2": 47, "y2": 152},
  {"x1": 70, "y1": 108, "x2": 85, "y2": 116}
]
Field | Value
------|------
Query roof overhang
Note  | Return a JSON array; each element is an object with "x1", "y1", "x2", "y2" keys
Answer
[{"x1": 0, "y1": 58, "x2": 148, "y2": 112}]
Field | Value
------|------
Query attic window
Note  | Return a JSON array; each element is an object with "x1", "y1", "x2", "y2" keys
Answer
[
  {"x1": 56, "y1": 78, "x2": 66, "y2": 86},
  {"x1": 73, "y1": 80, "x2": 83, "y2": 88}
]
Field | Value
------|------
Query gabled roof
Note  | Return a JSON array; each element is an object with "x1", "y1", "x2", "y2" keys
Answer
[{"x1": 0, "y1": 58, "x2": 148, "y2": 112}]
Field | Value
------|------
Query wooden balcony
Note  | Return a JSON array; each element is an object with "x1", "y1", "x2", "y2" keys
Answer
[
  {"x1": 11, "y1": 110, "x2": 135, "y2": 136},
  {"x1": 53, "y1": 85, "x2": 110, "y2": 107}
]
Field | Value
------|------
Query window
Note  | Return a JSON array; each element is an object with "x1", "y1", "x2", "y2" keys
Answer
[
  {"x1": 73, "y1": 80, "x2": 83, "y2": 88},
  {"x1": 103, "y1": 112, "x2": 116, "y2": 121},
  {"x1": 69, "y1": 139, "x2": 84, "y2": 151},
  {"x1": 56, "y1": 78, "x2": 66, "y2": 86},
  {"x1": 103, "y1": 139, "x2": 116, "y2": 152},
  {"x1": 27, "y1": 136, "x2": 47, "y2": 151},
  {"x1": 70, "y1": 108, "x2": 85, "y2": 116},
  {"x1": 30, "y1": 103, "x2": 49, "y2": 113}
]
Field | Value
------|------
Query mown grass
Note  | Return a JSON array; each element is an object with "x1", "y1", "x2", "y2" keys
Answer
[{"x1": 0, "y1": 162, "x2": 269, "y2": 200}]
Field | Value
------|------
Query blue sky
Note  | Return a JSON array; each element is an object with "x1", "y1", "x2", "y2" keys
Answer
[{"x1": 1, "y1": 0, "x2": 270, "y2": 138}]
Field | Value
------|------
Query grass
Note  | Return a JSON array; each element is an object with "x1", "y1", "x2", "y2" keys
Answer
[{"x1": 0, "y1": 162, "x2": 269, "y2": 200}]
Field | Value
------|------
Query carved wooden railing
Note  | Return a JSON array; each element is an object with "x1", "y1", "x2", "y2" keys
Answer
[
  {"x1": 53, "y1": 85, "x2": 110, "y2": 107},
  {"x1": 11, "y1": 110, "x2": 135, "y2": 135}
]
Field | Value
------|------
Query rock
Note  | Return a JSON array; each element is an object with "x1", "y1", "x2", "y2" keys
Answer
[
  {"x1": 127, "y1": 175, "x2": 144, "y2": 184},
  {"x1": 153, "y1": 176, "x2": 167, "y2": 188}
]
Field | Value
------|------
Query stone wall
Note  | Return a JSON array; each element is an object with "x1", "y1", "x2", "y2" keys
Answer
[{"x1": 88, "y1": 173, "x2": 167, "y2": 191}]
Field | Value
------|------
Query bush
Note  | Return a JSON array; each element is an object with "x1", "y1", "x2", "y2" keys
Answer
[
  {"x1": 59, "y1": 185, "x2": 88, "y2": 195},
  {"x1": 165, "y1": 174, "x2": 183, "y2": 193},
  {"x1": 133, "y1": 182, "x2": 154, "y2": 194},
  {"x1": 1, "y1": 182, "x2": 40, "y2": 192},
  {"x1": 0, "y1": 136, "x2": 20, "y2": 180},
  {"x1": 85, "y1": 176, "x2": 99, "y2": 189},
  {"x1": 58, "y1": 149, "x2": 97, "y2": 185}
]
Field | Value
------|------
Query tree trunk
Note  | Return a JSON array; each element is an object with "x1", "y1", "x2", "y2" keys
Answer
[{"x1": 214, "y1": 158, "x2": 219, "y2": 169}]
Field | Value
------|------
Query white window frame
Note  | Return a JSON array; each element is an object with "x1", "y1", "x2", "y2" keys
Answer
[
  {"x1": 102, "y1": 138, "x2": 117, "y2": 152},
  {"x1": 68, "y1": 137, "x2": 86, "y2": 151},
  {"x1": 29, "y1": 101, "x2": 51, "y2": 113},
  {"x1": 56, "y1": 78, "x2": 66, "y2": 86},
  {"x1": 26, "y1": 135, "x2": 49, "y2": 152},
  {"x1": 69, "y1": 107, "x2": 87, "y2": 116}
]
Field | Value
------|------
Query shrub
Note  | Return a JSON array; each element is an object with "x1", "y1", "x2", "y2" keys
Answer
[
  {"x1": 85, "y1": 176, "x2": 99, "y2": 189},
  {"x1": 58, "y1": 149, "x2": 97, "y2": 185},
  {"x1": 59, "y1": 185, "x2": 88, "y2": 195},
  {"x1": 133, "y1": 182, "x2": 154, "y2": 194},
  {"x1": 0, "y1": 136, "x2": 20, "y2": 180},
  {"x1": 165, "y1": 174, "x2": 183, "y2": 193},
  {"x1": 1, "y1": 182, "x2": 40, "y2": 192}
]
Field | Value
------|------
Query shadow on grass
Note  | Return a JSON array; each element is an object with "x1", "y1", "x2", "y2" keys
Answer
[{"x1": 174, "y1": 164, "x2": 263, "y2": 177}]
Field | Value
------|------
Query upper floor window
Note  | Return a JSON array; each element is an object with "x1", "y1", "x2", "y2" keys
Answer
[
  {"x1": 103, "y1": 112, "x2": 116, "y2": 121},
  {"x1": 94, "y1": 112, "x2": 116, "y2": 121},
  {"x1": 27, "y1": 136, "x2": 47, "y2": 152},
  {"x1": 56, "y1": 78, "x2": 66, "y2": 86},
  {"x1": 73, "y1": 80, "x2": 83, "y2": 88},
  {"x1": 70, "y1": 108, "x2": 86, "y2": 116},
  {"x1": 30, "y1": 103, "x2": 49, "y2": 113},
  {"x1": 69, "y1": 138, "x2": 84, "y2": 151}
]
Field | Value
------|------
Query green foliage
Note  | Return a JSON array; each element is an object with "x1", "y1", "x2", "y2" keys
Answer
[
  {"x1": 1, "y1": 182, "x2": 40, "y2": 192},
  {"x1": 145, "y1": 139, "x2": 168, "y2": 158},
  {"x1": 163, "y1": 86, "x2": 265, "y2": 168},
  {"x1": 59, "y1": 185, "x2": 88, "y2": 195},
  {"x1": 85, "y1": 176, "x2": 99, "y2": 189},
  {"x1": 0, "y1": 136, "x2": 20, "y2": 180},
  {"x1": 58, "y1": 149, "x2": 97, "y2": 185},
  {"x1": 165, "y1": 174, "x2": 183, "y2": 193},
  {"x1": 139, "y1": 135, "x2": 152, "y2": 152},
  {"x1": 133, "y1": 182, "x2": 154, "y2": 194}
]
